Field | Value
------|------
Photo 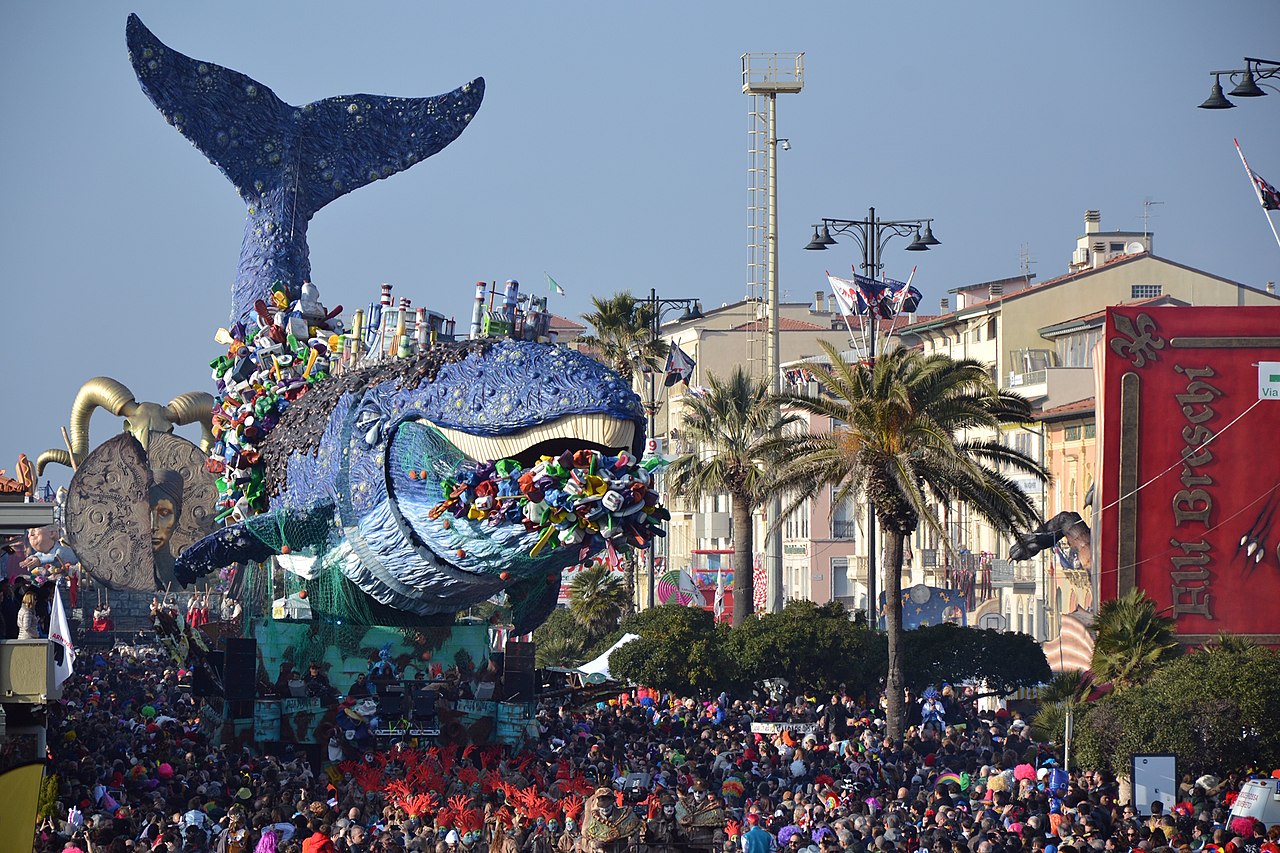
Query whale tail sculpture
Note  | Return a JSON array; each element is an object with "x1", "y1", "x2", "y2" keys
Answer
[{"x1": 126, "y1": 14, "x2": 484, "y2": 328}]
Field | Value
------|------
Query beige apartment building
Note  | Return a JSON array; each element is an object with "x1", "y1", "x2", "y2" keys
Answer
[
  {"x1": 638, "y1": 211, "x2": 1279, "y2": 624},
  {"x1": 644, "y1": 296, "x2": 938, "y2": 608},
  {"x1": 896, "y1": 211, "x2": 1279, "y2": 642}
]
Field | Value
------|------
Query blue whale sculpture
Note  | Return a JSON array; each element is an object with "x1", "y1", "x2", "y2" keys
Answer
[
  {"x1": 176, "y1": 338, "x2": 648, "y2": 633},
  {"x1": 127, "y1": 17, "x2": 656, "y2": 632},
  {"x1": 126, "y1": 13, "x2": 483, "y2": 328}
]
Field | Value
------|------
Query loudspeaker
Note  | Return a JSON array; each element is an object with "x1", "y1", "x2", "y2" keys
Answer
[
  {"x1": 222, "y1": 637, "x2": 257, "y2": 702},
  {"x1": 504, "y1": 640, "x2": 535, "y2": 674},
  {"x1": 412, "y1": 688, "x2": 438, "y2": 721},
  {"x1": 502, "y1": 640, "x2": 536, "y2": 700},
  {"x1": 191, "y1": 651, "x2": 225, "y2": 697}
]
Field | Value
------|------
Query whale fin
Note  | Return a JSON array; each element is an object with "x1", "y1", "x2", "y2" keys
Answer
[
  {"x1": 127, "y1": 14, "x2": 484, "y2": 210},
  {"x1": 174, "y1": 520, "x2": 278, "y2": 586},
  {"x1": 174, "y1": 502, "x2": 336, "y2": 585},
  {"x1": 127, "y1": 13, "x2": 291, "y2": 198},
  {"x1": 297, "y1": 83, "x2": 484, "y2": 211},
  {"x1": 126, "y1": 14, "x2": 484, "y2": 325}
]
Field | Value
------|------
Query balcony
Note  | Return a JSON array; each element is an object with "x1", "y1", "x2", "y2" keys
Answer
[
  {"x1": 693, "y1": 512, "x2": 731, "y2": 539},
  {"x1": 1002, "y1": 366, "x2": 1094, "y2": 407},
  {"x1": 989, "y1": 558, "x2": 1038, "y2": 588},
  {"x1": 831, "y1": 519, "x2": 858, "y2": 540}
]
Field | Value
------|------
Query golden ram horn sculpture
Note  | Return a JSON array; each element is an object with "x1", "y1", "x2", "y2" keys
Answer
[{"x1": 36, "y1": 377, "x2": 215, "y2": 474}]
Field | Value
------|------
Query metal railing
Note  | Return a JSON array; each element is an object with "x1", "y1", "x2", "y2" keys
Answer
[{"x1": 831, "y1": 519, "x2": 858, "y2": 539}]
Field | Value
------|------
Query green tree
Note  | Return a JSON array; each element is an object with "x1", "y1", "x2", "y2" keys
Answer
[
  {"x1": 898, "y1": 624, "x2": 1050, "y2": 696},
  {"x1": 726, "y1": 600, "x2": 885, "y2": 697},
  {"x1": 1030, "y1": 670, "x2": 1093, "y2": 757},
  {"x1": 608, "y1": 605, "x2": 728, "y2": 692},
  {"x1": 579, "y1": 291, "x2": 668, "y2": 614},
  {"x1": 1074, "y1": 643, "x2": 1280, "y2": 777},
  {"x1": 664, "y1": 368, "x2": 795, "y2": 626},
  {"x1": 578, "y1": 291, "x2": 667, "y2": 381},
  {"x1": 769, "y1": 342, "x2": 1045, "y2": 742},
  {"x1": 1090, "y1": 588, "x2": 1181, "y2": 689},
  {"x1": 566, "y1": 563, "x2": 630, "y2": 642},
  {"x1": 532, "y1": 607, "x2": 587, "y2": 668}
]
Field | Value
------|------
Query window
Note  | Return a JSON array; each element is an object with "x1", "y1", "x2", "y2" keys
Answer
[
  {"x1": 831, "y1": 557, "x2": 850, "y2": 598},
  {"x1": 1084, "y1": 423, "x2": 1096, "y2": 439},
  {"x1": 1055, "y1": 329, "x2": 1102, "y2": 368},
  {"x1": 1065, "y1": 425, "x2": 1082, "y2": 441},
  {"x1": 1110, "y1": 242, "x2": 1125, "y2": 252},
  {"x1": 1131, "y1": 284, "x2": 1163, "y2": 299},
  {"x1": 987, "y1": 316, "x2": 997, "y2": 339},
  {"x1": 832, "y1": 492, "x2": 857, "y2": 540}
]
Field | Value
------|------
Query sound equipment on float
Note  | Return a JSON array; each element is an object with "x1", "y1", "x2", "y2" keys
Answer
[
  {"x1": 503, "y1": 640, "x2": 536, "y2": 700},
  {"x1": 222, "y1": 637, "x2": 257, "y2": 702},
  {"x1": 191, "y1": 650, "x2": 225, "y2": 697}
]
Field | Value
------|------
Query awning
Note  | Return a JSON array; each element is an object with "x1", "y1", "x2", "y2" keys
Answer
[{"x1": 576, "y1": 633, "x2": 641, "y2": 683}]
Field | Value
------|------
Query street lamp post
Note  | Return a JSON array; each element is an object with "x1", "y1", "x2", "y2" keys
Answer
[
  {"x1": 1198, "y1": 57, "x2": 1280, "y2": 109},
  {"x1": 804, "y1": 207, "x2": 940, "y2": 626},
  {"x1": 643, "y1": 288, "x2": 702, "y2": 609}
]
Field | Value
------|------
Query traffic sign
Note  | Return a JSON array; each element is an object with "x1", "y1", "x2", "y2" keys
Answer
[{"x1": 1260, "y1": 362, "x2": 1280, "y2": 400}]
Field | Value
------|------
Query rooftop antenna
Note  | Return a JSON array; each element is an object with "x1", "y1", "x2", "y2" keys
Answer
[
  {"x1": 1019, "y1": 243, "x2": 1037, "y2": 281},
  {"x1": 1141, "y1": 198, "x2": 1163, "y2": 239}
]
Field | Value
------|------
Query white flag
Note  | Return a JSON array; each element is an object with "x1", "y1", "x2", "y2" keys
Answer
[
  {"x1": 49, "y1": 582, "x2": 76, "y2": 687},
  {"x1": 713, "y1": 568, "x2": 726, "y2": 620},
  {"x1": 826, "y1": 272, "x2": 859, "y2": 316},
  {"x1": 678, "y1": 569, "x2": 702, "y2": 607}
]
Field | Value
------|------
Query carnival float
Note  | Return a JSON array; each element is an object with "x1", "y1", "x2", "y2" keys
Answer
[{"x1": 22, "y1": 14, "x2": 668, "y2": 754}]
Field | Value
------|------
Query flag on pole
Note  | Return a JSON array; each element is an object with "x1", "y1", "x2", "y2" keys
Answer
[
  {"x1": 49, "y1": 581, "x2": 76, "y2": 687},
  {"x1": 664, "y1": 341, "x2": 696, "y2": 387},
  {"x1": 678, "y1": 569, "x2": 702, "y2": 608},
  {"x1": 546, "y1": 273, "x2": 566, "y2": 296},
  {"x1": 827, "y1": 272, "x2": 860, "y2": 316},
  {"x1": 1251, "y1": 168, "x2": 1280, "y2": 210},
  {"x1": 1235, "y1": 138, "x2": 1280, "y2": 253},
  {"x1": 887, "y1": 267, "x2": 922, "y2": 315},
  {"x1": 849, "y1": 272, "x2": 890, "y2": 318},
  {"x1": 713, "y1": 567, "x2": 726, "y2": 621},
  {"x1": 1237, "y1": 138, "x2": 1280, "y2": 210}
]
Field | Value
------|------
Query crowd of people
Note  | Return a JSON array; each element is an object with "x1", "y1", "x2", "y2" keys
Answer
[{"x1": 29, "y1": 634, "x2": 1280, "y2": 853}]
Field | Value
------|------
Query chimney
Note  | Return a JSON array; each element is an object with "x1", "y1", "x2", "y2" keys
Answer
[
  {"x1": 1084, "y1": 210, "x2": 1101, "y2": 235},
  {"x1": 989, "y1": 280, "x2": 1004, "y2": 300},
  {"x1": 815, "y1": 290, "x2": 826, "y2": 313},
  {"x1": 940, "y1": 297, "x2": 949, "y2": 313},
  {"x1": 1268, "y1": 281, "x2": 1276, "y2": 294}
]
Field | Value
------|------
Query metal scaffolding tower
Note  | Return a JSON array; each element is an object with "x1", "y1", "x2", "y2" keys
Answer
[{"x1": 742, "y1": 52, "x2": 803, "y2": 614}]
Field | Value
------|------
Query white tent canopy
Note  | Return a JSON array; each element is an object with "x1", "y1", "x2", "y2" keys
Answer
[{"x1": 576, "y1": 632, "x2": 641, "y2": 682}]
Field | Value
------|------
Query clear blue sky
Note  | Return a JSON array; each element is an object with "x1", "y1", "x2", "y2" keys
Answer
[{"x1": 2, "y1": 1, "x2": 1278, "y2": 490}]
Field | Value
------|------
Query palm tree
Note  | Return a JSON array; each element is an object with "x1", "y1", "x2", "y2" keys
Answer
[
  {"x1": 664, "y1": 368, "x2": 795, "y2": 626},
  {"x1": 768, "y1": 342, "x2": 1046, "y2": 742},
  {"x1": 566, "y1": 563, "x2": 630, "y2": 640},
  {"x1": 579, "y1": 292, "x2": 669, "y2": 614},
  {"x1": 1090, "y1": 588, "x2": 1181, "y2": 688},
  {"x1": 578, "y1": 291, "x2": 667, "y2": 382}
]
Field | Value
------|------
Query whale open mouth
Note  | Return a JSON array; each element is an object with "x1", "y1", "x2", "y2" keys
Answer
[{"x1": 427, "y1": 413, "x2": 637, "y2": 468}]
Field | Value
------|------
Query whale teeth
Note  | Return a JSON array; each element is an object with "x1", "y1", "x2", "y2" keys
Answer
[{"x1": 425, "y1": 415, "x2": 636, "y2": 463}]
